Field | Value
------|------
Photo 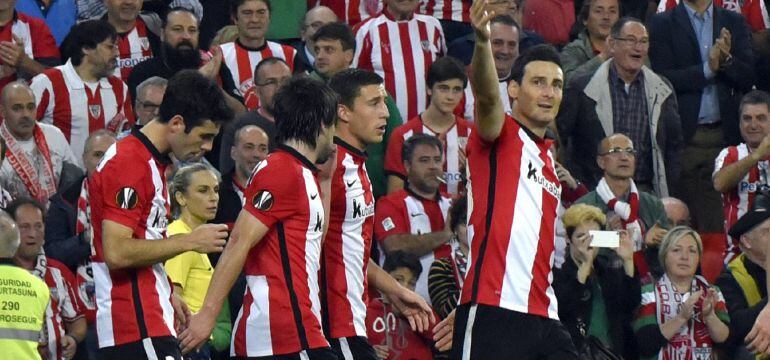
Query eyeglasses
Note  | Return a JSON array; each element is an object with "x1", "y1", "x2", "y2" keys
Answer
[
  {"x1": 255, "y1": 78, "x2": 289, "y2": 87},
  {"x1": 613, "y1": 37, "x2": 649, "y2": 48},
  {"x1": 600, "y1": 147, "x2": 637, "y2": 156},
  {"x1": 138, "y1": 100, "x2": 161, "y2": 110}
]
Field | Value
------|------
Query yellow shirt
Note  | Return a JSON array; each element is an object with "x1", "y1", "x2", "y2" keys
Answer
[
  {"x1": 165, "y1": 220, "x2": 214, "y2": 313},
  {"x1": 0, "y1": 262, "x2": 49, "y2": 360}
]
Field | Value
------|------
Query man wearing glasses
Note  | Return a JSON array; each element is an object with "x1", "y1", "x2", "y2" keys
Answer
[
  {"x1": 134, "y1": 76, "x2": 166, "y2": 128},
  {"x1": 557, "y1": 17, "x2": 683, "y2": 197},
  {"x1": 575, "y1": 133, "x2": 670, "y2": 282}
]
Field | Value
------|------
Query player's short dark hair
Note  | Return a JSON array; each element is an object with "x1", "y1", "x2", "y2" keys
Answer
[
  {"x1": 402, "y1": 133, "x2": 443, "y2": 164},
  {"x1": 328, "y1": 68, "x2": 383, "y2": 108},
  {"x1": 254, "y1": 57, "x2": 289, "y2": 83},
  {"x1": 740, "y1": 90, "x2": 770, "y2": 117},
  {"x1": 383, "y1": 251, "x2": 423, "y2": 278},
  {"x1": 164, "y1": 6, "x2": 199, "y2": 27},
  {"x1": 449, "y1": 195, "x2": 467, "y2": 232},
  {"x1": 231, "y1": 0, "x2": 271, "y2": 17},
  {"x1": 158, "y1": 70, "x2": 234, "y2": 132},
  {"x1": 273, "y1": 75, "x2": 338, "y2": 148},
  {"x1": 610, "y1": 17, "x2": 643, "y2": 39},
  {"x1": 510, "y1": 44, "x2": 561, "y2": 85},
  {"x1": 427, "y1": 56, "x2": 467, "y2": 89},
  {"x1": 62, "y1": 20, "x2": 117, "y2": 66},
  {"x1": 5, "y1": 197, "x2": 45, "y2": 223},
  {"x1": 311, "y1": 22, "x2": 355, "y2": 51}
]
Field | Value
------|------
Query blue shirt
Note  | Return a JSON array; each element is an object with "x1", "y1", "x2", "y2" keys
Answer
[
  {"x1": 16, "y1": 0, "x2": 76, "y2": 45},
  {"x1": 684, "y1": 2, "x2": 721, "y2": 124}
]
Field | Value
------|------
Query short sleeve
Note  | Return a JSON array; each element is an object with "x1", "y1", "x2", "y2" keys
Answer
[
  {"x1": 373, "y1": 195, "x2": 409, "y2": 243},
  {"x1": 242, "y1": 158, "x2": 299, "y2": 227},
  {"x1": 384, "y1": 126, "x2": 407, "y2": 178},
  {"x1": 713, "y1": 146, "x2": 736, "y2": 178},
  {"x1": 55, "y1": 265, "x2": 83, "y2": 321},
  {"x1": 98, "y1": 159, "x2": 150, "y2": 230},
  {"x1": 165, "y1": 252, "x2": 196, "y2": 290}
]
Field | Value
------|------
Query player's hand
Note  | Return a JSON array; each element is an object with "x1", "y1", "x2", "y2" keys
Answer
[
  {"x1": 0, "y1": 35, "x2": 26, "y2": 68},
  {"x1": 433, "y1": 309, "x2": 455, "y2": 352},
  {"x1": 555, "y1": 162, "x2": 578, "y2": 190},
  {"x1": 644, "y1": 222, "x2": 667, "y2": 247},
  {"x1": 187, "y1": 224, "x2": 228, "y2": 253},
  {"x1": 470, "y1": 0, "x2": 495, "y2": 42},
  {"x1": 198, "y1": 46, "x2": 223, "y2": 80},
  {"x1": 172, "y1": 292, "x2": 191, "y2": 333},
  {"x1": 178, "y1": 311, "x2": 216, "y2": 354},
  {"x1": 61, "y1": 335, "x2": 77, "y2": 359},
  {"x1": 753, "y1": 134, "x2": 770, "y2": 161},
  {"x1": 373, "y1": 344, "x2": 389, "y2": 360},
  {"x1": 614, "y1": 230, "x2": 634, "y2": 262},
  {"x1": 747, "y1": 304, "x2": 770, "y2": 355},
  {"x1": 386, "y1": 286, "x2": 434, "y2": 333}
]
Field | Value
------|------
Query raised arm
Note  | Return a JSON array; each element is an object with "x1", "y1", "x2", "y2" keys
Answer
[{"x1": 469, "y1": 0, "x2": 505, "y2": 142}]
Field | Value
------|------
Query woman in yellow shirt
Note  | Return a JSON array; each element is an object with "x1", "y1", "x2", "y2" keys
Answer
[{"x1": 165, "y1": 164, "x2": 231, "y2": 359}]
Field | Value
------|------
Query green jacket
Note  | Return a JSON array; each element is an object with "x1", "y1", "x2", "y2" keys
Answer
[
  {"x1": 560, "y1": 31, "x2": 604, "y2": 85},
  {"x1": 575, "y1": 189, "x2": 668, "y2": 232}
]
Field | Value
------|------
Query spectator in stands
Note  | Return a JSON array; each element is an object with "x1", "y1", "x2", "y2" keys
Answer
[
  {"x1": 0, "y1": 0, "x2": 59, "y2": 93},
  {"x1": 560, "y1": 0, "x2": 619, "y2": 83},
  {"x1": 16, "y1": 0, "x2": 76, "y2": 45},
  {"x1": 78, "y1": 0, "x2": 204, "y2": 22},
  {"x1": 0, "y1": 82, "x2": 79, "y2": 205},
  {"x1": 553, "y1": 204, "x2": 639, "y2": 358},
  {"x1": 385, "y1": 57, "x2": 471, "y2": 196},
  {"x1": 713, "y1": 90, "x2": 770, "y2": 264},
  {"x1": 133, "y1": 76, "x2": 167, "y2": 128},
  {"x1": 522, "y1": 0, "x2": 576, "y2": 46},
  {"x1": 352, "y1": 0, "x2": 446, "y2": 120},
  {"x1": 375, "y1": 134, "x2": 453, "y2": 303},
  {"x1": 317, "y1": 0, "x2": 381, "y2": 26},
  {"x1": 575, "y1": 133, "x2": 669, "y2": 281},
  {"x1": 219, "y1": 0, "x2": 300, "y2": 110},
  {"x1": 450, "y1": 15, "x2": 519, "y2": 121},
  {"x1": 31, "y1": 20, "x2": 134, "y2": 166},
  {"x1": 127, "y1": 7, "x2": 243, "y2": 117},
  {"x1": 8, "y1": 198, "x2": 87, "y2": 360},
  {"x1": 634, "y1": 226, "x2": 730, "y2": 358},
  {"x1": 295, "y1": 5, "x2": 338, "y2": 71},
  {"x1": 717, "y1": 192, "x2": 770, "y2": 359},
  {"x1": 0, "y1": 137, "x2": 12, "y2": 209},
  {"x1": 558, "y1": 18, "x2": 683, "y2": 196},
  {"x1": 366, "y1": 251, "x2": 435, "y2": 360},
  {"x1": 661, "y1": 196, "x2": 691, "y2": 227},
  {"x1": 95, "y1": 0, "x2": 161, "y2": 81},
  {"x1": 165, "y1": 164, "x2": 231, "y2": 359},
  {"x1": 648, "y1": 0, "x2": 755, "y2": 234},
  {"x1": 428, "y1": 195, "x2": 467, "y2": 319},
  {"x1": 419, "y1": 0, "x2": 472, "y2": 44},
  {"x1": 449, "y1": 0, "x2": 544, "y2": 55},
  {"x1": 218, "y1": 57, "x2": 290, "y2": 173}
]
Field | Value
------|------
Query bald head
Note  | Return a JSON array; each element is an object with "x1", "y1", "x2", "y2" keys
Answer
[
  {"x1": 661, "y1": 197, "x2": 690, "y2": 227},
  {"x1": 302, "y1": 6, "x2": 338, "y2": 46},
  {"x1": 83, "y1": 130, "x2": 117, "y2": 176},
  {"x1": 1, "y1": 82, "x2": 34, "y2": 106},
  {"x1": 1, "y1": 82, "x2": 37, "y2": 141},
  {"x1": 598, "y1": 133, "x2": 633, "y2": 154},
  {"x1": 0, "y1": 211, "x2": 20, "y2": 258}
]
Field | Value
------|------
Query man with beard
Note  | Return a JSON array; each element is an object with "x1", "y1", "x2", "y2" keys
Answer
[
  {"x1": 30, "y1": 20, "x2": 134, "y2": 168},
  {"x1": 97, "y1": 0, "x2": 161, "y2": 81}
]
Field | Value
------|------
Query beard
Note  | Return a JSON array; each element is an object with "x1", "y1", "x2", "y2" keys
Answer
[{"x1": 162, "y1": 41, "x2": 201, "y2": 70}]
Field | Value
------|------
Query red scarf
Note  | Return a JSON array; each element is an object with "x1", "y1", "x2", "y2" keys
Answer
[
  {"x1": 655, "y1": 274, "x2": 714, "y2": 360},
  {"x1": 0, "y1": 123, "x2": 57, "y2": 204}
]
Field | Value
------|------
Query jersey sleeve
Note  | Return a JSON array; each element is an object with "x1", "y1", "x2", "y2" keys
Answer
[
  {"x1": 55, "y1": 264, "x2": 84, "y2": 322},
  {"x1": 384, "y1": 126, "x2": 407, "y2": 178},
  {"x1": 352, "y1": 22, "x2": 373, "y2": 70},
  {"x1": 30, "y1": 73, "x2": 54, "y2": 123},
  {"x1": 374, "y1": 195, "x2": 409, "y2": 244},
  {"x1": 713, "y1": 146, "x2": 737, "y2": 178},
  {"x1": 29, "y1": 18, "x2": 60, "y2": 60},
  {"x1": 98, "y1": 158, "x2": 150, "y2": 230},
  {"x1": 165, "y1": 252, "x2": 195, "y2": 290},
  {"x1": 242, "y1": 159, "x2": 299, "y2": 227}
]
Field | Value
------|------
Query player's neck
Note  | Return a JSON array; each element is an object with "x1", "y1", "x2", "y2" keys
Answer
[
  {"x1": 75, "y1": 62, "x2": 101, "y2": 83},
  {"x1": 179, "y1": 210, "x2": 205, "y2": 230},
  {"x1": 407, "y1": 182, "x2": 437, "y2": 200},
  {"x1": 512, "y1": 109, "x2": 547, "y2": 138},
  {"x1": 604, "y1": 175, "x2": 631, "y2": 198},
  {"x1": 422, "y1": 105, "x2": 455, "y2": 131},
  {"x1": 108, "y1": 15, "x2": 137, "y2": 34},
  {"x1": 238, "y1": 35, "x2": 266, "y2": 50},
  {"x1": 12, "y1": 255, "x2": 34, "y2": 271},
  {"x1": 337, "y1": 127, "x2": 366, "y2": 152},
  {"x1": 283, "y1": 139, "x2": 318, "y2": 163},
  {"x1": 140, "y1": 120, "x2": 170, "y2": 154}
]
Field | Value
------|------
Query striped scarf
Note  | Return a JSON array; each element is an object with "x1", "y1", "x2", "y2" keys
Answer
[{"x1": 654, "y1": 274, "x2": 713, "y2": 360}]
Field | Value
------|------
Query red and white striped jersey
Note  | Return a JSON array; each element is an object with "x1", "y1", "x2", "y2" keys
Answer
[
  {"x1": 419, "y1": 0, "x2": 471, "y2": 23},
  {"x1": 322, "y1": 138, "x2": 376, "y2": 339},
  {"x1": 374, "y1": 188, "x2": 453, "y2": 303},
  {"x1": 460, "y1": 115, "x2": 562, "y2": 320},
  {"x1": 40, "y1": 257, "x2": 84, "y2": 360},
  {"x1": 315, "y1": 0, "x2": 382, "y2": 26},
  {"x1": 384, "y1": 115, "x2": 472, "y2": 195},
  {"x1": 713, "y1": 143, "x2": 767, "y2": 263},
  {"x1": 88, "y1": 128, "x2": 174, "y2": 348},
  {"x1": 0, "y1": 11, "x2": 59, "y2": 92},
  {"x1": 113, "y1": 16, "x2": 158, "y2": 81},
  {"x1": 233, "y1": 145, "x2": 328, "y2": 357},
  {"x1": 352, "y1": 10, "x2": 446, "y2": 120},
  {"x1": 657, "y1": 0, "x2": 769, "y2": 31},
  {"x1": 31, "y1": 60, "x2": 135, "y2": 168},
  {"x1": 455, "y1": 79, "x2": 512, "y2": 122},
  {"x1": 219, "y1": 40, "x2": 297, "y2": 111}
]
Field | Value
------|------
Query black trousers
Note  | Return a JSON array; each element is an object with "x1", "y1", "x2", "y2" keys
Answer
[{"x1": 328, "y1": 336, "x2": 378, "y2": 360}]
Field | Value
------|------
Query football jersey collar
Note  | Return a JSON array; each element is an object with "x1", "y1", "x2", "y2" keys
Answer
[
  {"x1": 334, "y1": 136, "x2": 368, "y2": 159},
  {"x1": 131, "y1": 126, "x2": 171, "y2": 165},
  {"x1": 276, "y1": 144, "x2": 319, "y2": 172}
]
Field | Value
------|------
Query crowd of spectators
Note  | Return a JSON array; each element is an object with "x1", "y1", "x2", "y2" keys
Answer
[{"x1": 1, "y1": 0, "x2": 770, "y2": 359}]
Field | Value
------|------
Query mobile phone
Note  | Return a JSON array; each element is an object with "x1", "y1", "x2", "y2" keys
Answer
[{"x1": 589, "y1": 230, "x2": 620, "y2": 248}]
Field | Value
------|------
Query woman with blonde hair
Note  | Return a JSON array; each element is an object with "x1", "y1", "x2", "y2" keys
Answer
[{"x1": 634, "y1": 226, "x2": 730, "y2": 359}]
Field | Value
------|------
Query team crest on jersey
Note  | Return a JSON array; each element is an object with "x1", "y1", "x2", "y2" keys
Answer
[
  {"x1": 115, "y1": 187, "x2": 138, "y2": 209},
  {"x1": 381, "y1": 217, "x2": 395, "y2": 231},
  {"x1": 252, "y1": 190, "x2": 274, "y2": 211},
  {"x1": 420, "y1": 40, "x2": 431, "y2": 51},
  {"x1": 140, "y1": 37, "x2": 150, "y2": 51},
  {"x1": 88, "y1": 105, "x2": 102, "y2": 119}
]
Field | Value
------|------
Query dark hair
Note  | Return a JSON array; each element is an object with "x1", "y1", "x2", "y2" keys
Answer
[
  {"x1": 273, "y1": 75, "x2": 339, "y2": 147},
  {"x1": 427, "y1": 56, "x2": 467, "y2": 89},
  {"x1": 158, "y1": 70, "x2": 234, "y2": 132},
  {"x1": 164, "y1": 6, "x2": 199, "y2": 28},
  {"x1": 401, "y1": 133, "x2": 443, "y2": 163},
  {"x1": 231, "y1": 0, "x2": 271, "y2": 17},
  {"x1": 610, "y1": 16, "x2": 643, "y2": 39},
  {"x1": 510, "y1": 44, "x2": 562, "y2": 85},
  {"x1": 6, "y1": 197, "x2": 45, "y2": 223},
  {"x1": 61, "y1": 20, "x2": 117, "y2": 66},
  {"x1": 328, "y1": 68, "x2": 383, "y2": 108},
  {"x1": 740, "y1": 90, "x2": 770, "y2": 116},
  {"x1": 449, "y1": 195, "x2": 467, "y2": 232},
  {"x1": 383, "y1": 250, "x2": 423, "y2": 278},
  {"x1": 254, "y1": 57, "x2": 289, "y2": 83},
  {"x1": 311, "y1": 22, "x2": 355, "y2": 51},
  {"x1": 490, "y1": 14, "x2": 520, "y2": 32}
]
